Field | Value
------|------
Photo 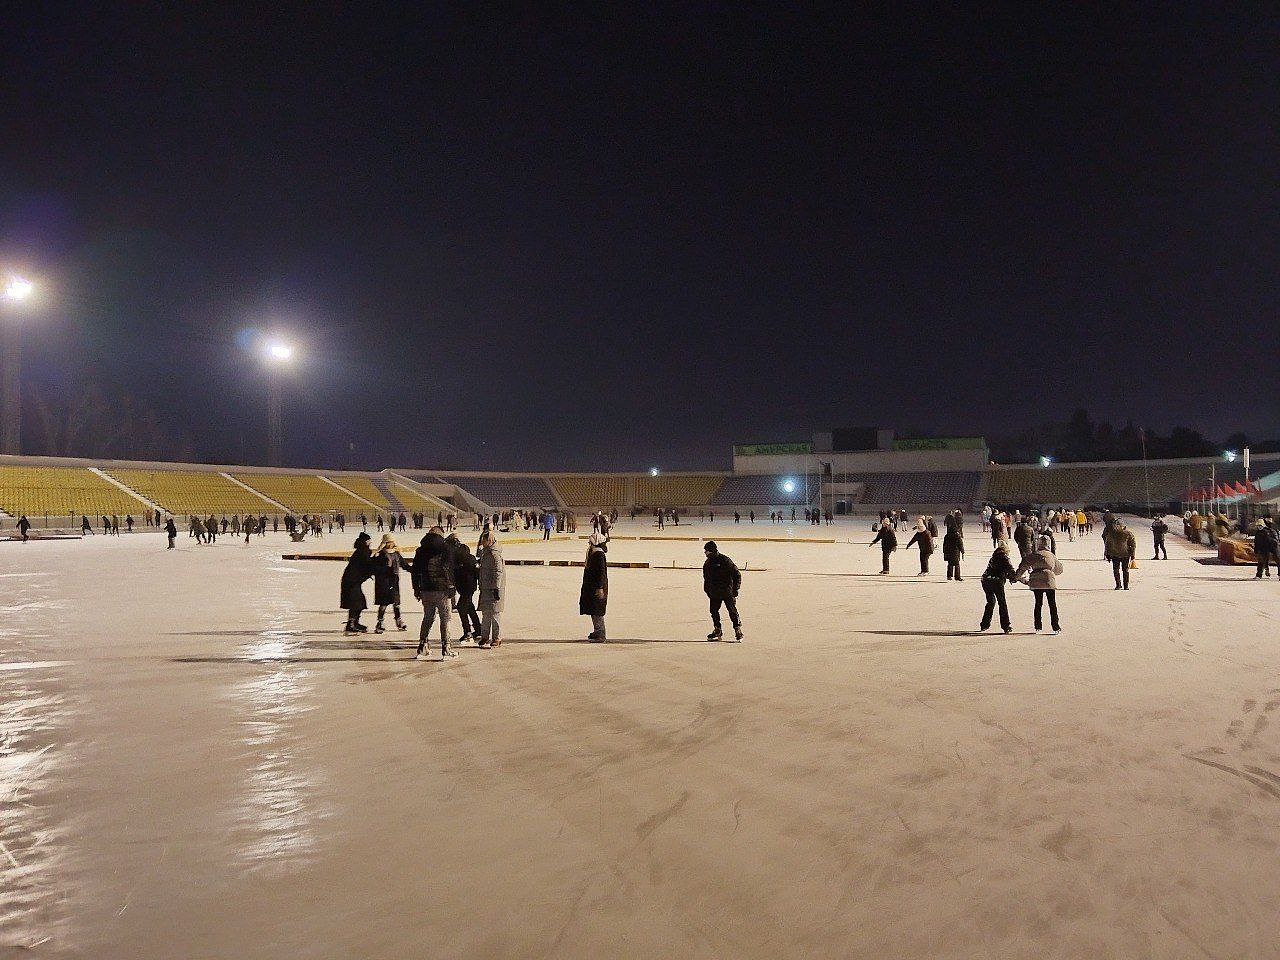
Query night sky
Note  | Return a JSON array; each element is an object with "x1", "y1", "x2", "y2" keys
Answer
[{"x1": 2, "y1": 6, "x2": 1276, "y2": 470}]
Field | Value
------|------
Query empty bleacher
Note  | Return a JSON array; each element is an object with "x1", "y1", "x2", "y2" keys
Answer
[
  {"x1": 0, "y1": 466, "x2": 147, "y2": 518},
  {"x1": 710, "y1": 475, "x2": 817, "y2": 506},
  {"x1": 633, "y1": 475, "x2": 724, "y2": 507},
  {"x1": 549, "y1": 475, "x2": 626, "y2": 509},
  {"x1": 439, "y1": 475, "x2": 556, "y2": 509},
  {"x1": 326, "y1": 476, "x2": 398, "y2": 514},
  {"x1": 107, "y1": 469, "x2": 276, "y2": 516},
  {"x1": 367, "y1": 476, "x2": 406, "y2": 513},
  {"x1": 232, "y1": 473, "x2": 371, "y2": 515},
  {"x1": 385, "y1": 479, "x2": 455, "y2": 515},
  {"x1": 849, "y1": 471, "x2": 978, "y2": 505},
  {"x1": 984, "y1": 466, "x2": 1107, "y2": 504}
]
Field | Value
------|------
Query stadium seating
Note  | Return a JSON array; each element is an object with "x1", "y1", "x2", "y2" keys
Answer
[
  {"x1": 852, "y1": 471, "x2": 980, "y2": 505},
  {"x1": 0, "y1": 466, "x2": 147, "y2": 518},
  {"x1": 232, "y1": 473, "x2": 372, "y2": 515},
  {"x1": 106, "y1": 469, "x2": 276, "y2": 516},
  {"x1": 438, "y1": 475, "x2": 557, "y2": 509},
  {"x1": 549, "y1": 475, "x2": 627, "y2": 508},
  {"x1": 633, "y1": 475, "x2": 724, "y2": 507},
  {"x1": 384, "y1": 478, "x2": 454, "y2": 515},
  {"x1": 326, "y1": 476, "x2": 398, "y2": 514},
  {"x1": 984, "y1": 466, "x2": 1107, "y2": 504},
  {"x1": 710, "y1": 475, "x2": 816, "y2": 506}
]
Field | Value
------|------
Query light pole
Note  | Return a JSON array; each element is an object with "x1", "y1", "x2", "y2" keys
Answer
[
  {"x1": 3, "y1": 276, "x2": 35, "y2": 455},
  {"x1": 263, "y1": 339, "x2": 293, "y2": 466}
]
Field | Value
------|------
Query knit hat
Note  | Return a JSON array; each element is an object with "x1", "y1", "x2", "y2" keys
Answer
[{"x1": 704, "y1": 540, "x2": 717, "y2": 552}]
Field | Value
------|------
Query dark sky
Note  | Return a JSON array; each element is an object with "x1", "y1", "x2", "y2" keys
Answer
[{"x1": 2, "y1": 5, "x2": 1277, "y2": 470}]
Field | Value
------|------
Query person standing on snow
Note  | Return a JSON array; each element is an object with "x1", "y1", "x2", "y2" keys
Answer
[
  {"x1": 340, "y1": 532, "x2": 377, "y2": 634},
  {"x1": 870, "y1": 518, "x2": 898, "y2": 574},
  {"x1": 702, "y1": 540, "x2": 743, "y2": 641},
  {"x1": 580, "y1": 531, "x2": 609, "y2": 641},
  {"x1": 165, "y1": 516, "x2": 177, "y2": 549},
  {"x1": 476, "y1": 531, "x2": 506, "y2": 648},
  {"x1": 412, "y1": 526, "x2": 456, "y2": 659}
]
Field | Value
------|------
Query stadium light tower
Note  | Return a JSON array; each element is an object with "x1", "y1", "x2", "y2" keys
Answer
[
  {"x1": 649, "y1": 467, "x2": 659, "y2": 476},
  {"x1": 2, "y1": 275, "x2": 36, "y2": 455},
  {"x1": 262, "y1": 338, "x2": 294, "y2": 466},
  {"x1": 1039, "y1": 455, "x2": 1053, "y2": 467}
]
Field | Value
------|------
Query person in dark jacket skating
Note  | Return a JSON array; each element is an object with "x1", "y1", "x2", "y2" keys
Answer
[
  {"x1": 1013, "y1": 518, "x2": 1034, "y2": 560},
  {"x1": 450, "y1": 535, "x2": 481, "y2": 641},
  {"x1": 943, "y1": 513, "x2": 965, "y2": 581},
  {"x1": 870, "y1": 519, "x2": 897, "y2": 573},
  {"x1": 164, "y1": 516, "x2": 177, "y2": 549},
  {"x1": 372, "y1": 534, "x2": 410, "y2": 632},
  {"x1": 16, "y1": 515, "x2": 29, "y2": 541},
  {"x1": 1103, "y1": 519, "x2": 1137, "y2": 590},
  {"x1": 979, "y1": 540, "x2": 1017, "y2": 633},
  {"x1": 340, "y1": 532, "x2": 377, "y2": 634},
  {"x1": 905, "y1": 519, "x2": 934, "y2": 575},
  {"x1": 580, "y1": 532, "x2": 609, "y2": 641},
  {"x1": 412, "y1": 527, "x2": 456, "y2": 659},
  {"x1": 1151, "y1": 515, "x2": 1169, "y2": 560},
  {"x1": 1252, "y1": 520, "x2": 1277, "y2": 578},
  {"x1": 702, "y1": 541, "x2": 743, "y2": 641}
]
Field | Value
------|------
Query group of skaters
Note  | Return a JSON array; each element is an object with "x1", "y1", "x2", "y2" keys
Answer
[
  {"x1": 867, "y1": 505, "x2": 1149, "y2": 634},
  {"x1": 338, "y1": 520, "x2": 745, "y2": 657},
  {"x1": 79, "y1": 514, "x2": 136, "y2": 535}
]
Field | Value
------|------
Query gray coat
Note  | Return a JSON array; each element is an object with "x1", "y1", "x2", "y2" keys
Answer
[
  {"x1": 1014, "y1": 549, "x2": 1063, "y2": 590},
  {"x1": 477, "y1": 542, "x2": 506, "y2": 614}
]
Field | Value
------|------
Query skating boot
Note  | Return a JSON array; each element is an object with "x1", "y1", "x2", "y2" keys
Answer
[
  {"x1": 734, "y1": 628, "x2": 743, "y2": 642},
  {"x1": 395, "y1": 618, "x2": 407, "y2": 631},
  {"x1": 707, "y1": 629, "x2": 722, "y2": 641}
]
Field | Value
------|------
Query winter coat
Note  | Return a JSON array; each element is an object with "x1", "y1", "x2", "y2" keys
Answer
[
  {"x1": 1103, "y1": 525, "x2": 1137, "y2": 561},
  {"x1": 452, "y1": 543, "x2": 479, "y2": 596},
  {"x1": 411, "y1": 531, "x2": 454, "y2": 594},
  {"x1": 905, "y1": 530, "x2": 934, "y2": 555},
  {"x1": 981, "y1": 549, "x2": 1017, "y2": 584},
  {"x1": 702, "y1": 552, "x2": 742, "y2": 600},
  {"x1": 1014, "y1": 549, "x2": 1064, "y2": 590},
  {"x1": 372, "y1": 550, "x2": 408, "y2": 606},
  {"x1": 340, "y1": 543, "x2": 377, "y2": 610},
  {"x1": 925, "y1": 518, "x2": 940, "y2": 540},
  {"x1": 871, "y1": 526, "x2": 898, "y2": 551},
  {"x1": 1151, "y1": 519, "x2": 1169, "y2": 541},
  {"x1": 1252, "y1": 527, "x2": 1278, "y2": 559},
  {"x1": 942, "y1": 530, "x2": 964, "y2": 562},
  {"x1": 580, "y1": 546, "x2": 608, "y2": 616},
  {"x1": 477, "y1": 542, "x2": 506, "y2": 614},
  {"x1": 1013, "y1": 522, "x2": 1034, "y2": 551}
]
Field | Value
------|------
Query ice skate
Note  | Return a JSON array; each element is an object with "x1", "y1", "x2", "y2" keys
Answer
[{"x1": 707, "y1": 629, "x2": 722, "y2": 641}]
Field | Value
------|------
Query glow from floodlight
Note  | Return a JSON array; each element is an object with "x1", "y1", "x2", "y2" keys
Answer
[
  {"x1": 1040, "y1": 456, "x2": 1053, "y2": 467},
  {"x1": 265, "y1": 340, "x2": 294, "y2": 362},
  {"x1": 1225, "y1": 450, "x2": 1238, "y2": 463},
  {"x1": 782, "y1": 478, "x2": 797, "y2": 494},
  {"x1": 649, "y1": 467, "x2": 659, "y2": 476},
  {"x1": 4, "y1": 276, "x2": 34, "y2": 302}
]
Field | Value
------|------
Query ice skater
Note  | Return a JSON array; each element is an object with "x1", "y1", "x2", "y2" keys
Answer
[
  {"x1": 580, "y1": 531, "x2": 609, "y2": 641},
  {"x1": 413, "y1": 526, "x2": 456, "y2": 659},
  {"x1": 943, "y1": 511, "x2": 964, "y2": 580},
  {"x1": 450, "y1": 534, "x2": 481, "y2": 642},
  {"x1": 165, "y1": 516, "x2": 177, "y2": 548},
  {"x1": 16, "y1": 515, "x2": 29, "y2": 541},
  {"x1": 870, "y1": 518, "x2": 897, "y2": 574},
  {"x1": 905, "y1": 518, "x2": 934, "y2": 576},
  {"x1": 1014, "y1": 535, "x2": 1063, "y2": 632},
  {"x1": 372, "y1": 534, "x2": 410, "y2": 632},
  {"x1": 340, "y1": 532, "x2": 377, "y2": 634},
  {"x1": 701, "y1": 541, "x2": 743, "y2": 641},
  {"x1": 978, "y1": 540, "x2": 1016, "y2": 633},
  {"x1": 476, "y1": 531, "x2": 505, "y2": 648},
  {"x1": 1151, "y1": 515, "x2": 1169, "y2": 560},
  {"x1": 1103, "y1": 518, "x2": 1136, "y2": 590}
]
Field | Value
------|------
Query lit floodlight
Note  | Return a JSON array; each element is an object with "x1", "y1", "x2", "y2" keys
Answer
[
  {"x1": 1040, "y1": 456, "x2": 1053, "y2": 467},
  {"x1": 782, "y1": 478, "x2": 797, "y2": 494},
  {"x1": 1225, "y1": 450, "x2": 1238, "y2": 463},
  {"x1": 265, "y1": 340, "x2": 294, "y2": 362},
  {"x1": 649, "y1": 467, "x2": 659, "y2": 476},
  {"x1": 4, "y1": 276, "x2": 34, "y2": 302}
]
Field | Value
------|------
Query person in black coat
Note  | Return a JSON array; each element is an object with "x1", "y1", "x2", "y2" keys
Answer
[
  {"x1": 1151, "y1": 515, "x2": 1169, "y2": 560},
  {"x1": 1013, "y1": 519, "x2": 1034, "y2": 559},
  {"x1": 164, "y1": 516, "x2": 177, "y2": 549},
  {"x1": 16, "y1": 515, "x2": 29, "y2": 542},
  {"x1": 412, "y1": 527, "x2": 456, "y2": 659},
  {"x1": 340, "y1": 532, "x2": 377, "y2": 634},
  {"x1": 870, "y1": 519, "x2": 898, "y2": 574},
  {"x1": 979, "y1": 541, "x2": 1017, "y2": 633},
  {"x1": 905, "y1": 521, "x2": 935, "y2": 575},
  {"x1": 372, "y1": 534, "x2": 411, "y2": 632},
  {"x1": 449, "y1": 535, "x2": 481, "y2": 641},
  {"x1": 702, "y1": 540, "x2": 743, "y2": 641},
  {"x1": 580, "y1": 532, "x2": 609, "y2": 641},
  {"x1": 1253, "y1": 520, "x2": 1277, "y2": 578},
  {"x1": 942, "y1": 511, "x2": 965, "y2": 581}
]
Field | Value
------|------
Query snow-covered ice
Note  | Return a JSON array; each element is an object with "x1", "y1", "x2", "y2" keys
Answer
[{"x1": 2, "y1": 517, "x2": 1278, "y2": 958}]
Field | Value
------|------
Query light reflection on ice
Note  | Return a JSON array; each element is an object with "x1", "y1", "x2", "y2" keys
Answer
[
  {"x1": 227, "y1": 606, "x2": 329, "y2": 874},
  {"x1": 0, "y1": 666, "x2": 72, "y2": 949}
]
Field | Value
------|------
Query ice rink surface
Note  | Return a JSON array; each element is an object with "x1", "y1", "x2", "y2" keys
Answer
[{"x1": 3, "y1": 517, "x2": 1279, "y2": 958}]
